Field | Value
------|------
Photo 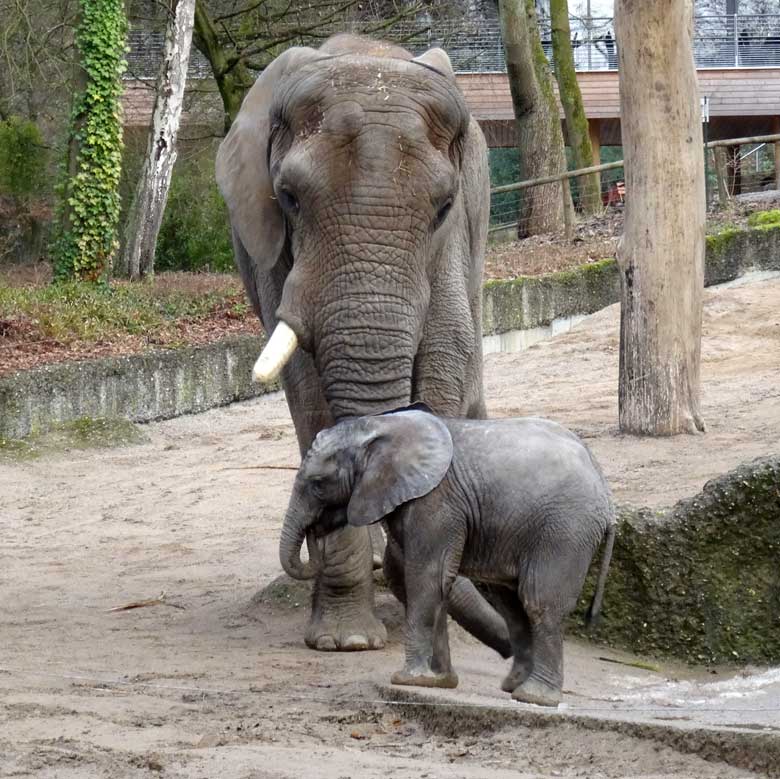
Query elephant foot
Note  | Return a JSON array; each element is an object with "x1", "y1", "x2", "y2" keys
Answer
[
  {"x1": 510, "y1": 677, "x2": 562, "y2": 707},
  {"x1": 500, "y1": 663, "x2": 532, "y2": 693},
  {"x1": 305, "y1": 608, "x2": 386, "y2": 652},
  {"x1": 391, "y1": 667, "x2": 459, "y2": 689}
]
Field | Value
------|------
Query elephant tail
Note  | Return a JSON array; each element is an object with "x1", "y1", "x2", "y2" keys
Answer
[{"x1": 585, "y1": 516, "x2": 616, "y2": 628}]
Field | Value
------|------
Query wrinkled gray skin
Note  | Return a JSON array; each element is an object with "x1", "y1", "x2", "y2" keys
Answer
[
  {"x1": 280, "y1": 408, "x2": 616, "y2": 706},
  {"x1": 216, "y1": 35, "x2": 498, "y2": 652}
]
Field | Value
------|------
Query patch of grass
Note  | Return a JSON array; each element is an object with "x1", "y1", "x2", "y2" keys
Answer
[
  {"x1": 0, "y1": 416, "x2": 147, "y2": 461},
  {"x1": 0, "y1": 271, "x2": 244, "y2": 344}
]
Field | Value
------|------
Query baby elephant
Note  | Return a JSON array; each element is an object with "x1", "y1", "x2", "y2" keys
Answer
[{"x1": 279, "y1": 405, "x2": 615, "y2": 707}]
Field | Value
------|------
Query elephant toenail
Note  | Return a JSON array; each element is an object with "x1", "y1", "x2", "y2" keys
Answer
[
  {"x1": 369, "y1": 636, "x2": 385, "y2": 650},
  {"x1": 315, "y1": 636, "x2": 338, "y2": 651},
  {"x1": 342, "y1": 635, "x2": 370, "y2": 650}
]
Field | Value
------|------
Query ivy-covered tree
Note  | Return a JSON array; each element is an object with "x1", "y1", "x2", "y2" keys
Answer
[{"x1": 51, "y1": 0, "x2": 127, "y2": 281}]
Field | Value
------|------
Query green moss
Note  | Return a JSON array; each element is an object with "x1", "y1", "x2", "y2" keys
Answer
[
  {"x1": 747, "y1": 209, "x2": 780, "y2": 228},
  {"x1": 575, "y1": 457, "x2": 780, "y2": 666},
  {"x1": 0, "y1": 416, "x2": 147, "y2": 462},
  {"x1": 705, "y1": 226, "x2": 743, "y2": 255}
]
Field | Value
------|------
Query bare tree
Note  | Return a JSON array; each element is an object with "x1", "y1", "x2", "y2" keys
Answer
[
  {"x1": 616, "y1": 0, "x2": 706, "y2": 435},
  {"x1": 498, "y1": 0, "x2": 574, "y2": 236},
  {"x1": 0, "y1": 0, "x2": 79, "y2": 126},
  {"x1": 121, "y1": 0, "x2": 196, "y2": 278},
  {"x1": 192, "y1": 0, "x2": 431, "y2": 132}
]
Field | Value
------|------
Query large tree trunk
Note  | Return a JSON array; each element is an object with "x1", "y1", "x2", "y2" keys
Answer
[
  {"x1": 549, "y1": 0, "x2": 602, "y2": 216},
  {"x1": 615, "y1": 0, "x2": 706, "y2": 435},
  {"x1": 120, "y1": 0, "x2": 196, "y2": 279},
  {"x1": 498, "y1": 0, "x2": 574, "y2": 237}
]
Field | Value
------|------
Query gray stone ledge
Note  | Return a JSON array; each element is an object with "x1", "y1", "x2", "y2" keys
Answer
[
  {"x1": 0, "y1": 334, "x2": 275, "y2": 440},
  {"x1": 482, "y1": 223, "x2": 780, "y2": 336}
]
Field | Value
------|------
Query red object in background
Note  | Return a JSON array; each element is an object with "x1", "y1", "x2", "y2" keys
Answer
[{"x1": 603, "y1": 180, "x2": 626, "y2": 207}]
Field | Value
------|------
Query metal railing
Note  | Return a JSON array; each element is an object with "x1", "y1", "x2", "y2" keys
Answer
[
  {"x1": 488, "y1": 133, "x2": 780, "y2": 236},
  {"x1": 392, "y1": 14, "x2": 780, "y2": 74},
  {"x1": 125, "y1": 13, "x2": 780, "y2": 80}
]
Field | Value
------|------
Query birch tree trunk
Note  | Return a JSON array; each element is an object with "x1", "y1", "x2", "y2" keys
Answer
[
  {"x1": 549, "y1": 0, "x2": 602, "y2": 215},
  {"x1": 120, "y1": 0, "x2": 196, "y2": 279},
  {"x1": 499, "y1": 0, "x2": 574, "y2": 237},
  {"x1": 616, "y1": 0, "x2": 706, "y2": 435}
]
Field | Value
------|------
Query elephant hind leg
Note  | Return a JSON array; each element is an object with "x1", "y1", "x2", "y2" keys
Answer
[
  {"x1": 511, "y1": 562, "x2": 572, "y2": 707},
  {"x1": 481, "y1": 585, "x2": 533, "y2": 692},
  {"x1": 509, "y1": 615, "x2": 563, "y2": 707}
]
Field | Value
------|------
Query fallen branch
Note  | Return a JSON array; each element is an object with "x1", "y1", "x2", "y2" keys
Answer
[
  {"x1": 108, "y1": 591, "x2": 185, "y2": 612},
  {"x1": 219, "y1": 464, "x2": 299, "y2": 471},
  {"x1": 598, "y1": 656, "x2": 660, "y2": 673}
]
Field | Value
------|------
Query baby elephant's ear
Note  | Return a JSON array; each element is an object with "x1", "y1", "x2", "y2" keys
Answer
[{"x1": 347, "y1": 411, "x2": 453, "y2": 527}]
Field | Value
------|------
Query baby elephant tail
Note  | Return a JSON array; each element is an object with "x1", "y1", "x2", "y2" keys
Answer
[{"x1": 585, "y1": 516, "x2": 616, "y2": 628}]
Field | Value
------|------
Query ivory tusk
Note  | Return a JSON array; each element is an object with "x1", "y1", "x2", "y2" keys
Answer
[{"x1": 252, "y1": 321, "x2": 298, "y2": 383}]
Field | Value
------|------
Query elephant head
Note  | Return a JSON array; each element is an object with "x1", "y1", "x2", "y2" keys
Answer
[
  {"x1": 216, "y1": 37, "x2": 483, "y2": 420},
  {"x1": 279, "y1": 407, "x2": 453, "y2": 580}
]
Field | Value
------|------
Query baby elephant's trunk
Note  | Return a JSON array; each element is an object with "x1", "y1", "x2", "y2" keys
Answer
[
  {"x1": 585, "y1": 518, "x2": 616, "y2": 627},
  {"x1": 279, "y1": 491, "x2": 323, "y2": 580}
]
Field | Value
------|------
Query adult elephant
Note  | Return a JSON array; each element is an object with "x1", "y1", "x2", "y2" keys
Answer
[{"x1": 216, "y1": 34, "x2": 507, "y2": 654}]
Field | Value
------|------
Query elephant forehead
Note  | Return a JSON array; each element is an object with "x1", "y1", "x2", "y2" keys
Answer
[
  {"x1": 298, "y1": 59, "x2": 466, "y2": 133},
  {"x1": 321, "y1": 100, "x2": 365, "y2": 135}
]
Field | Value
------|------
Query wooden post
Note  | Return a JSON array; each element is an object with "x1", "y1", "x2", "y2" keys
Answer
[
  {"x1": 588, "y1": 118, "x2": 601, "y2": 166},
  {"x1": 615, "y1": 0, "x2": 706, "y2": 435},
  {"x1": 588, "y1": 118, "x2": 602, "y2": 209},
  {"x1": 562, "y1": 177, "x2": 574, "y2": 239}
]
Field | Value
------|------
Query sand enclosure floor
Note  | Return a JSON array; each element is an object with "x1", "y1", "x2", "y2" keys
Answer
[{"x1": 1, "y1": 276, "x2": 778, "y2": 778}]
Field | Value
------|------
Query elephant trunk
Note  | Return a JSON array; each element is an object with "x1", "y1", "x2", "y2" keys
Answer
[
  {"x1": 279, "y1": 489, "x2": 322, "y2": 580},
  {"x1": 314, "y1": 300, "x2": 419, "y2": 420}
]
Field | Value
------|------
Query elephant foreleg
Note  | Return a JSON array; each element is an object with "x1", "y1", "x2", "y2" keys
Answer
[
  {"x1": 305, "y1": 523, "x2": 387, "y2": 651},
  {"x1": 280, "y1": 350, "x2": 385, "y2": 652}
]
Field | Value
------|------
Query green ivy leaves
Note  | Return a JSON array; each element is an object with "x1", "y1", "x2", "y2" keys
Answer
[{"x1": 52, "y1": 0, "x2": 127, "y2": 282}]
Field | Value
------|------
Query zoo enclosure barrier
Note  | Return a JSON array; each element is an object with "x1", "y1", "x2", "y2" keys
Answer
[{"x1": 488, "y1": 133, "x2": 780, "y2": 238}]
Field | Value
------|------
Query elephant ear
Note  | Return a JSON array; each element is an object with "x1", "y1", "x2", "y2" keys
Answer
[
  {"x1": 347, "y1": 410, "x2": 453, "y2": 527},
  {"x1": 412, "y1": 47, "x2": 456, "y2": 80},
  {"x1": 215, "y1": 47, "x2": 319, "y2": 274}
]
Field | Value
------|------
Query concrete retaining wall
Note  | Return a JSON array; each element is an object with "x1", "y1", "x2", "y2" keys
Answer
[
  {"x1": 0, "y1": 334, "x2": 274, "y2": 440},
  {"x1": 482, "y1": 222, "x2": 780, "y2": 336},
  {"x1": 2, "y1": 223, "x2": 778, "y2": 439}
]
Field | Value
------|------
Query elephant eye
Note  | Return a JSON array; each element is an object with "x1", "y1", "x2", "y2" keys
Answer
[
  {"x1": 277, "y1": 185, "x2": 299, "y2": 216},
  {"x1": 433, "y1": 198, "x2": 453, "y2": 230}
]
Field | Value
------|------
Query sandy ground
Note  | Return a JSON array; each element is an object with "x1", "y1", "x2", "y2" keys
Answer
[{"x1": 1, "y1": 276, "x2": 779, "y2": 778}]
